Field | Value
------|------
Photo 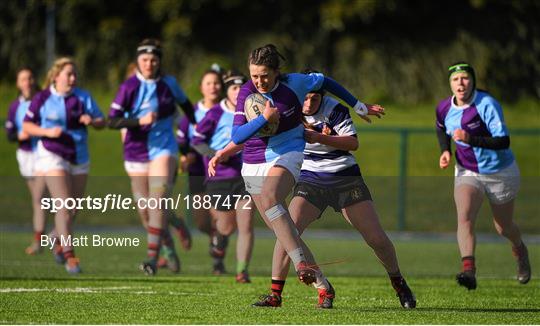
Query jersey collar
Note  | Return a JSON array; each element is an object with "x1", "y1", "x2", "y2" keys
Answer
[{"x1": 451, "y1": 90, "x2": 477, "y2": 110}]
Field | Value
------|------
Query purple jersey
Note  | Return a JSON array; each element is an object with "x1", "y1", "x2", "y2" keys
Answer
[
  {"x1": 109, "y1": 72, "x2": 189, "y2": 162},
  {"x1": 234, "y1": 73, "x2": 325, "y2": 164},
  {"x1": 436, "y1": 91, "x2": 514, "y2": 174},
  {"x1": 176, "y1": 101, "x2": 212, "y2": 176},
  {"x1": 24, "y1": 86, "x2": 103, "y2": 164},
  {"x1": 6, "y1": 97, "x2": 36, "y2": 152},
  {"x1": 192, "y1": 99, "x2": 242, "y2": 181}
]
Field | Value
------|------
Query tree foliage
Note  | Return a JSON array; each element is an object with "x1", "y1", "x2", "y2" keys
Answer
[{"x1": 1, "y1": 0, "x2": 538, "y2": 103}]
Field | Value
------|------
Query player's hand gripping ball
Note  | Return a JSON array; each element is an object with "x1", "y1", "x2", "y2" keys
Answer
[{"x1": 244, "y1": 93, "x2": 279, "y2": 136}]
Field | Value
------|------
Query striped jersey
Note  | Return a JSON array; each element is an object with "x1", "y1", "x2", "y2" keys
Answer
[{"x1": 299, "y1": 96, "x2": 360, "y2": 186}]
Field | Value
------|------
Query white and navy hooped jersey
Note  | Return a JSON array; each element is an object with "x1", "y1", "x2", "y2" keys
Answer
[
  {"x1": 24, "y1": 86, "x2": 103, "y2": 164},
  {"x1": 234, "y1": 73, "x2": 325, "y2": 164},
  {"x1": 299, "y1": 96, "x2": 360, "y2": 186},
  {"x1": 109, "y1": 72, "x2": 188, "y2": 162},
  {"x1": 436, "y1": 91, "x2": 514, "y2": 174},
  {"x1": 6, "y1": 96, "x2": 37, "y2": 152}
]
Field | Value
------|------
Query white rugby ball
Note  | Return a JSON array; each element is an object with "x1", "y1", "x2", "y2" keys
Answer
[{"x1": 243, "y1": 93, "x2": 279, "y2": 136}]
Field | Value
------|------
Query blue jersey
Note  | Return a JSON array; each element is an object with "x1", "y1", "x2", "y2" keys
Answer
[
  {"x1": 24, "y1": 86, "x2": 103, "y2": 164},
  {"x1": 436, "y1": 91, "x2": 514, "y2": 174},
  {"x1": 192, "y1": 99, "x2": 242, "y2": 180},
  {"x1": 234, "y1": 73, "x2": 325, "y2": 164},
  {"x1": 109, "y1": 72, "x2": 188, "y2": 162},
  {"x1": 176, "y1": 101, "x2": 212, "y2": 175},
  {"x1": 6, "y1": 97, "x2": 38, "y2": 152}
]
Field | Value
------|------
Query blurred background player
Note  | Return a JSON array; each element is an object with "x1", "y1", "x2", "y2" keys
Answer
[
  {"x1": 108, "y1": 39, "x2": 196, "y2": 275},
  {"x1": 23, "y1": 57, "x2": 105, "y2": 274},
  {"x1": 192, "y1": 69, "x2": 255, "y2": 283},
  {"x1": 177, "y1": 67, "x2": 230, "y2": 274},
  {"x1": 436, "y1": 62, "x2": 531, "y2": 289},
  {"x1": 209, "y1": 44, "x2": 385, "y2": 305},
  {"x1": 119, "y1": 61, "x2": 192, "y2": 271},
  {"x1": 257, "y1": 81, "x2": 415, "y2": 308},
  {"x1": 5, "y1": 67, "x2": 47, "y2": 255}
]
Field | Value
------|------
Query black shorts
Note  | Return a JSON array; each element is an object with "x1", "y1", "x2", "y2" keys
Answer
[
  {"x1": 293, "y1": 176, "x2": 372, "y2": 215},
  {"x1": 188, "y1": 175, "x2": 206, "y2": 194},
  {"x1": 205, "y1": 177, "x2": 250, "y2": 211}
]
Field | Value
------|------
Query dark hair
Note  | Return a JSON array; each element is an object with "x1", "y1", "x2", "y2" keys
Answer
[
  {"x1": 248, "y1": 44, "x2": 286, "y2": 71},
  {"x1": 200, "y1": 69, "x2": 223, "y2": 87},
  {"x1": 303, "y1": 68, "x2": 326, "y2": 96}
]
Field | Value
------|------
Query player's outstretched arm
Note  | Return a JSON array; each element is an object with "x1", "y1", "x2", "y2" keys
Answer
[{"x1": 321, "y1": 77, "x2": 385, "y2": 123}]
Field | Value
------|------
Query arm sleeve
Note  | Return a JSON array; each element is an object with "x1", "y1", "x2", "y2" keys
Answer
[
  {"x1": 321, "y1": 77, "x2": 358, "y2": 108},
  {"x1": 231, "y1": 115, "x2": 268, "y2": 144},
  {"x1": 179, "y1": 99, "x2": 196, "y2": 124},
  {"x1": 164, "y1": 76, "x2": 196, "y2": 124},
  {"x1": 436, "y1": 126, "x2": 452, "y2": 153},
  {"x1": 84, "y1": 93, "x2": 104, "y2": 119},
  {"x1": 176, "y1": 116, "x2": 191, "y2": 155},
  {"x1": 5, "y1": 102, "x2": 18, "y2": 142},
  {"x1": 109, "y1": 84, "x2": 131, "y2": 119},
  {"x1": 468, "y1": 135, "x2": 510, "y2": 150},
  {"x1": 24, "y1": 96, "x2": 42, "y2": 124},
  {"x1": 108, "y1": 117, "x2": 140, "y2": 129},
  {"x1": 329, "y1": 103, "x2": 356, "y2": 136},
  {"x1": 191, "y1": 113, "x2": 217, "y2": 156}
]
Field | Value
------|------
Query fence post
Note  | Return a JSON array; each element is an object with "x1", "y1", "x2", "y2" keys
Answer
[{"x1": 397, "y1": 129, "x2": 408, "y2": 231}]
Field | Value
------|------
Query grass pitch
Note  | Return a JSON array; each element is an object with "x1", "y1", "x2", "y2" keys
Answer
[{"x1": 1, "y1": 230, "x2": 539, "y2": 324}]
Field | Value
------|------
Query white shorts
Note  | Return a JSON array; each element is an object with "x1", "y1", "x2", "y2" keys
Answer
[
  {"x1": 16, "y1": 149, "x2": 36, "y2": 178},
  {"x1": 454, "y1": 161, "x2": 520, "y2": 205},
  {"x1": 124, "y1": 155, "x2": 178, "y2": 174},
  {"x1": 241, "y1": 151, "x2": 304, "y2": 195},
  {"x1": 124, "y1": 161, "x2": 150, "y2": 174},
  {"x1": 35, "y1": 141, "x2": 89, "y2": 175}
]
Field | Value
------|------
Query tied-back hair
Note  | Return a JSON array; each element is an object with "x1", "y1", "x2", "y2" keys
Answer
[
  {"x1": 16, "y1": 66, "x2": 41, "y2": 97},
  {"x1": 44, "y1": 57, "x2": 76, "y2": 89},
  {"x1": 248, "y1": 44, "x2": 286, "y2": 71}
]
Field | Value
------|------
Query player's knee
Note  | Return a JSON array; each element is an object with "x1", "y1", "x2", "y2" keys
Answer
[
  {"x1": 218, "y1": 223, "x2": 236, "y2": 236},
  {"x1": 259, "y1": 191, "x2": 278, "y2": 210},
  {"x1": 366, "y1": 234, "x2": 391, "y2": 251},
  {"x1": 265, "y1": 204, "x2": 287, "y2": 223}
]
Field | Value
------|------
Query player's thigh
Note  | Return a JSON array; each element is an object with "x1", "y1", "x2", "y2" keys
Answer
[
  {"x1": 288, "y1": 196, "x2": 321, "y2": 234},
  {"x1": 342, "y1": 200, "x2": 386, "y2": 240},
  {"x1": 490, "y1": 199, "x2": 515, "y2": 227},
  {"x1": 261, "y1": 166, "x2": 295, "y2": 204},
  {"x1": 454, "y1": 183, "x2": 484, "y2": 223},
  {"x1": 148, "y1": 155, "x2": 177, "y2": 190}
]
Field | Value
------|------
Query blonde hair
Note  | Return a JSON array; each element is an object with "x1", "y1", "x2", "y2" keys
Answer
[{"x1": 44, "y1": 57, "x2": 76, "y2": 88}]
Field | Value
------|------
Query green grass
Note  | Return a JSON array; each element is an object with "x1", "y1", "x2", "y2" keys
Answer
[{"x1": 1, "y1": 231, "x2": 539, "y2": 324}]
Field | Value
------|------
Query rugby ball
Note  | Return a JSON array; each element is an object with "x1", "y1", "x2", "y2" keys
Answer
[{"x1": 244, "y1": 93, "x2": 279, "y2": 136}]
